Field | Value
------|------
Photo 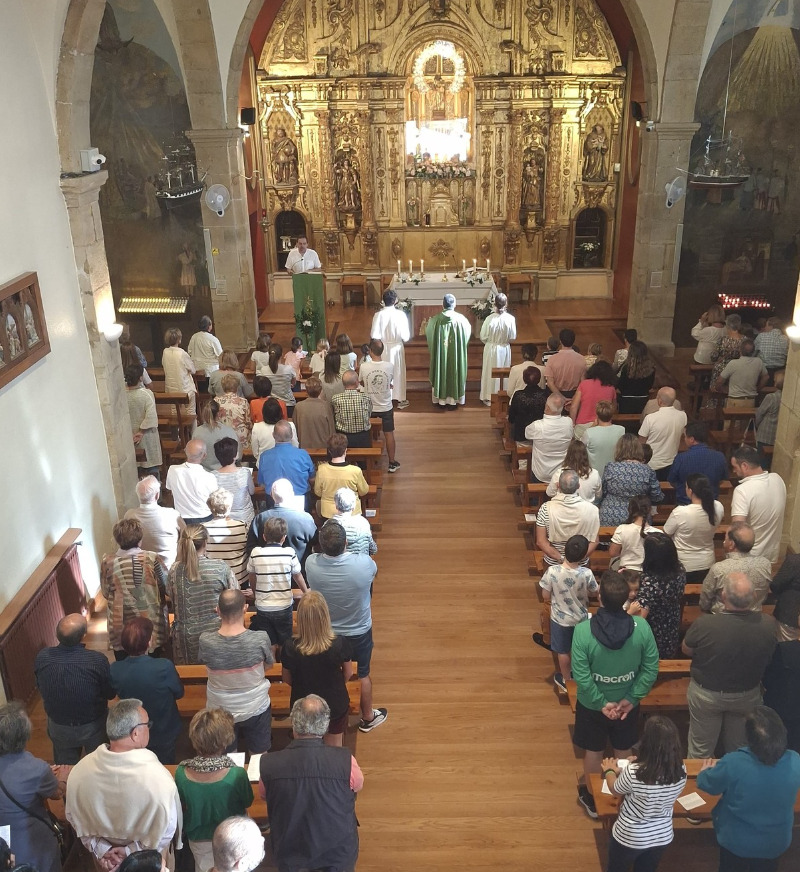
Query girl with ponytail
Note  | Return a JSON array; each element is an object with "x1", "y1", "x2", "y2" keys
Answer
[
  {"x1": 663, "y1": 473, "x2": 724, "y2": 583},
  {"x1": 264, "y1": 343, "x2": 297, "y2": 414},
  {"x1": 608, "y1": 495, "x2": 658, "y2": 571},
  {"x1": 167, "y1": 520, "x2": 238, "y2": 664}
]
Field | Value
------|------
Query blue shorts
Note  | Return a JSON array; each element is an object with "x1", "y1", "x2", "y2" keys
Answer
[
  {"x1": 345, "y1": 628, "x2": 374, "y2": 678},
  {"x1": 549, "y1": 620, "x2": 576, "y2": 655}
]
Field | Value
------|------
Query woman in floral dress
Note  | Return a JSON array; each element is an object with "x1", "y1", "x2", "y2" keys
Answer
[
  {"x1": 629, "y1": 533, "x2": 686, "y2": 658},
  {"x1": 215, "y1": 374, "x2": 252, "y2": 449},
  {"x1": 706, "y1": 314, "x2": 743, "y2": 410}
]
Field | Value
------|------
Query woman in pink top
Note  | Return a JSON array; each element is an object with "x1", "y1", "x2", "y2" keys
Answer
[{"x1": 570, "y1": 360, "x2": 617, "y2": 438}]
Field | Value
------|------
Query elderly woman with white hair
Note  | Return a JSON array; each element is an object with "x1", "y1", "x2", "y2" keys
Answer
[
  {"x1": 0, "y1": 703, "x2": 62, "y2": 872},
  {"x1": 203, "y1": 489, "x2": 249, "y2": 587},
  {"x1": 124, "y1": 476, "x2": 184, "y2": 570},
  {"x1": 331, "y1": 488, "x2": 377, "y2": 556}
]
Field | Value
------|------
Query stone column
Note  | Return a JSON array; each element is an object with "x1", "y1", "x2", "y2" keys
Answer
[
  {"x1": 187, "y1": 128, "x2": 258, "y2": 350},
  {"x1": 60, "y1": 171, "x2": 139, "y2": 516},
  {"x1": 627, "y1": 121, "x2": 698, "y2": 355},
  {"x1": 772, "y1": 282, "x2": 800, "y2": 552}
]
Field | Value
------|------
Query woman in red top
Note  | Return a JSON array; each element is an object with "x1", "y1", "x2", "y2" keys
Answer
[{"x1": 570, "y1": 360, "x2": 617, "y2": 438}]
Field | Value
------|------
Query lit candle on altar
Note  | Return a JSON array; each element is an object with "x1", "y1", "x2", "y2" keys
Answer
[
  {"x1": 462, "y1": 259, "x2": 466, "y2": 273},
  {"x1": 487, "y1": 258, "x2": 491, "y2": 272},
  {"x1": 420, "y1": 259, "x2": 424, "y2": 274},
  {"x1": 397, "y1": 260, "x2": 401, "y2": 275},
  {"x1": 409, "y1": 259, "x2": 413, "y2": 274},
  {"x1": 473, "y1": 258, "x2": 477, "y2": 269}
]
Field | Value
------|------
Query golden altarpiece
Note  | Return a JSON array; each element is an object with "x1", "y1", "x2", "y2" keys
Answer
[{"x1": 255, "y1": 0, "x2": 626, "y2": 301}]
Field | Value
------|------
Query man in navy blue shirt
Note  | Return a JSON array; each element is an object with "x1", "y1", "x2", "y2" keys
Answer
[
  {"x1": 35, "y1": 613, "x2": 116, "y2": 764},
  {"x1": 258, "y1": 420, "x2": 316, "y2": 510},
  {"x1": 668, "y1": 420, "x2": 728, "y2": 504}
]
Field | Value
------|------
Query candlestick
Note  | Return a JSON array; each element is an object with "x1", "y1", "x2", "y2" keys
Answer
[
  {"x1": 462, "y1": 259, "x2": 466, "y2": 273},
  {"x1": 409, "y1": 260, "x2": 413, "y2": 275},
  {"x1": 420, "y1": 259, "x2": 424, "y2": 275},
  {"x1": 473, "y1": 258, "x2": 477, "y2": 270},
  {"x1": 397, "y1": 260, "x2": 401, "y2": 276},
  {"x1": 487, "y1": 258, "x2": 490, "y2": 273}
]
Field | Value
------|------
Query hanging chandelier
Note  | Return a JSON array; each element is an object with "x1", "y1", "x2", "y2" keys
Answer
[{"x1": 412, "y1": 41, "x2": 465, "y2": 94}]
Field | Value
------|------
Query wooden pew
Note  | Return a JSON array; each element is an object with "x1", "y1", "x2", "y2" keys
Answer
[
  {"x1": 153, "y1": 392, "x2": 194, "y2": 449},
  {"x1": 709, "y1": 406, "x2": 757, "y2": 459}
]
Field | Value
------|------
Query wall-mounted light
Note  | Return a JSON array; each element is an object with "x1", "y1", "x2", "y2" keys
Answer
[
  {"x1": 103, "y1": 323, "x2": 124, "y2": 342},
  {"x1": 786, "y1": 324, "x2": 800, "y2": 343}
]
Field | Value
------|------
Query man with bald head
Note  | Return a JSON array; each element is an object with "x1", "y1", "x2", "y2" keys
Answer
[
  {"x1": 124, "y1": 476, "x2": 184, "y2": 569},
  {"x1": 247, "y1": 478, "x2": 317, "y2": 566},
  {"x1": 699, "y1": 521, "x2": 773, "y2": 613},
  {"x1": 526, "y1": 394, "x2": 574, "y2": 483},
  {"x1": 425, "y1": 293, "x2": 472, "y2": 408},
  {"x1": 683, "y1": 571, "x2": 776, "y2": 757},
  {"x1": 165, "y1": 438, "x2": 217, "y2": 523},
  {"x1": 331, "y1": 369, "x2": 373, "y2": 448},
  {"x1": 638, "y1": 386, "x2": 687, "y2": 481},
  {"x1": 257, "y1": 421, "x2": 315, "y2": 511},
  {"x1": 35, "y1": 613, "x2": 115, "y2": 763}
]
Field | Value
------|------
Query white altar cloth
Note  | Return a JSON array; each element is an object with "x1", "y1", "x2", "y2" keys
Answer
[{"x1": 389, "y1": 273, "x2": 497, "y2": 305}]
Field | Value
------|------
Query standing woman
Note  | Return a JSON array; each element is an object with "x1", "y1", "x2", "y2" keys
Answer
[
  {"x1": 204, "y1": 489, "x2": 249, "y2": 588},
  {"x1": 208, "y1": 350, "x2": 253, "y2": 399},
  {"x1": 706, "y1": 314, "x2": 743, "y2": 410},
  {"x1": 599, "y1": 434, "x2": 664, "y2": 526},
  {"x1": 167, "y1": 525, "x2": 238, "y2": 664},
  {"x1": 215, "y1": 374, "x2": 252, "y2": 451},
  {"x1": 265, "y1": 343, "x2": 297, "y2": 415},
  {"x1": 601, "y1": 716, "x2": 687, "y2": 872},
  {"x1": 320, "y1": 351, "x2": 345, "y2": 403},
  {"x1": 570, "y1": 360, "x2": 618, "y2": 439},
  {"x1": 281, "y1": 591, "x2": 354, "y2": 747},
  {"x1": 663, "y1": 473, "x2": 724, "y2": 584},
  {"x1": 629, "y1": 533, "x2": 686, "y2": 659},
  {"x1": 336, "y1": 334, "x2": 358, "y2": 373},
  {"x1": 479, "y1": 293, "x2": 517, "y2": 406},
  {"x1": 616, "y1": 341, "x2": 656, "y2": 415},
  {"x1": 162, "y1": 327, "x2": 197, "y2": 416},
  {"x1": 213, "y1": 440, "x2": 255, "y2": 527},
  {"x1": 193, "y1": 400, "x2": 239, "y2": 471},
  {"x1": 697, "y1": 706, "x2": 800, "y2": 872},
  {"x1": 547, "y1": 439, "x2": 602, "y2": 503},
  {"x1": 0, "y1": 703, "x2": 62, "y2": 872}
]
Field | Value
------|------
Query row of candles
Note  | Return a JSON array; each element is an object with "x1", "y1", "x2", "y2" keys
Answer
[{"x1": 396, "y1": 258, "x2": 492, "y2": 275}]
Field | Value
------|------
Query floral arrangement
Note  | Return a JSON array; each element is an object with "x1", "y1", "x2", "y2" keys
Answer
[
  {"x1": 469, "y1": 298, "x2": 494, "y2": 320},
  {"x1": 379, "y1": 297, "x2": 413, "y2": 311},
  {"x1": 579, "y1": 241, "x2": 600, "y2": 253},
  {"x1": 409, "y1": 154, "x2": 473, "y2": 180},
  {"x1": 294, "y1": 297, "x2": 322, "y2": 344},
  {"x1": 398, "y1": 273, "x2": 423, "y2": 286},
  {"x1": 463, "y1": 271, "x2": 488, "y2": 287}
]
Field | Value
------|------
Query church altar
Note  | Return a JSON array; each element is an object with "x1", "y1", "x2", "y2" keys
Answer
[{"x1": 389, "y1": 272, "x2": 496, "y2": 335}]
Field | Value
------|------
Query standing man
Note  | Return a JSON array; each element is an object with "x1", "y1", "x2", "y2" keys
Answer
[
  {"x1": 248, "y1": 478, "x2": 318, "y2": 566},
  {"x1": 260, "y1": 696, "x2": 363, "y2": 872},
  {"x1": 188, "y1": 316, "x2": 223, "y2": 375},
  {"x1": 731, "y1": 445, "x2": 787, "y2": 562},
  {"x1": 257, "y1": 421, "x2": 316, "y2": 511},
  {"x1": 371, "y1": 290, "x2": 411, "y2": 408},
  {"x1": 360, "y1": 339, "x2": 399, "y2": 472},
  {"x1": 716, "y1": 339, "x2": 769, "y2": 408},
  {"x1": 425, "y1": 294, "x2": 472, "y2": 409},
  {"x1": 165, "y1": 439, "x2": 217, "y2": 524},
  {"x1": 543, "y1": 328, "x2": 586, "y2": 400},
  {"x1": 35, "y1": 614, "x2": 116, "y2": 764},
  {"x1": 331, "y1": 371, "x2": 373, "y2": 448},
  {"x1": 667, "y1": 421, "x2": 728, "y2": 505},
  {"x1": 124, "y1": 476, "x2": 184, "y2": 569},
  {"x1": 682, "y1": 573, "x2": 776, "y2": 758},
  {"x1": 638, "y1": 387, "x2": 687, "y2": 481},
  {"x1": 285, "y1": 236, "x2": 321, "y2": 274}
]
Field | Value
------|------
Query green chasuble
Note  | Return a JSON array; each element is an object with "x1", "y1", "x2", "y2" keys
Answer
[{"x1": 425, "y1": 309, "x2": 472, "y2": 405}]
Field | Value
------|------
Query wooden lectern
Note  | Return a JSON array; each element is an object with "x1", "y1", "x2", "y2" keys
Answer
[{"x1": 292, "y1": 272, "x2": 328, "y2": 348}]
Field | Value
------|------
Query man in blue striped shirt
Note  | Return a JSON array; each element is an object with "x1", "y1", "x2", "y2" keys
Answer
[
  {"x1": 34, "y1": 614, "x2": 115, "y2": 764},
  {"x1": 667, "y1": 420, "x2": 728, "y2": 505}
]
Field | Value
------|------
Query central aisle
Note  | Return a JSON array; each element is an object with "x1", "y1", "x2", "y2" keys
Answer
[{"x1": 353, "y1": 405, "x2": 606, "y2": 872}]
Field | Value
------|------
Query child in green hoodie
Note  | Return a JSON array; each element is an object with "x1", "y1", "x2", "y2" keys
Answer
[{"x1": 571, "y1": 570, "x2": 659, "y2": 818}]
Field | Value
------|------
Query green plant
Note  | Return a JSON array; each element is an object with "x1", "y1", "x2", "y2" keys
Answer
[{"x1": 294, "y1": 297, "x2": 322, "y2": 344}]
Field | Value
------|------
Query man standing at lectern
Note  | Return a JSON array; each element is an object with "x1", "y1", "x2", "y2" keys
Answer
[
  {"x1": 371, "y1": 290, "x2": 411, "y2": 409},
  {"x1": 426, "y1": 294, "x2": 471, "y2": 409},
  {"x1": 285, "y1": 235, "x2": 322, "y2": 274}
]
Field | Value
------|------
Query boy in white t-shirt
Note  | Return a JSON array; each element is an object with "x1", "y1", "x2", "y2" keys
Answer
[
  {"x1": 539, "y1": 535, "x2": 599, "y2": 692},
  {"x1": 360, "y1": 339, "x2": 399, "y2": 472},
  {"x1": 247, "y1": 516, "x2": 307, "y2": 654}
]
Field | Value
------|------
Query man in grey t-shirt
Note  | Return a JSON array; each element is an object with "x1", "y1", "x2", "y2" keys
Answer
[
  {"x1": 198, "y1": 589, "x2": 275, "y2": 753},
  {"x1": 716, "y1": 339, "x2": 769, "y2": 403}
]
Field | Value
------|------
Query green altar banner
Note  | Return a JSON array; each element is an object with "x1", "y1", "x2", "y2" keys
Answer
[{"x1": 292, "y1": 273, "x2": 327, "y2": 350}]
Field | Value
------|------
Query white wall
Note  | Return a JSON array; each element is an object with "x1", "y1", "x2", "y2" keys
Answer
[{"x1": 1, "y1": 0, "x2": 118, "y2": 604}]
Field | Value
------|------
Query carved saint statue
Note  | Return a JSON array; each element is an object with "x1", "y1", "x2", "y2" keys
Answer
[
  {"x1": 271, "y1": 128, "x2": 299, "y2": 185},
  {"x1": 582, "y1": 124, "x2": 609, "y2": 182},
  {"x1": 335, "y1": 158, "x2": 362, "y2": 213},
  {"x1": 521, "y1": 157, "x2": 543, "y2": 211}
]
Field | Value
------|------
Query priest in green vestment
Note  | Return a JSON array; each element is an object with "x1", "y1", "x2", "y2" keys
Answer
[{"x1": 425, "y1": 294, "x2": 472, "y2": 407}]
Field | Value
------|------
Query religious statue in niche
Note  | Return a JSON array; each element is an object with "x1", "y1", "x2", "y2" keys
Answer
[
  {"x1": 272, "y1": 129, "x2": 299, "y2": 185},
  {"x1": 23, "y1": 304, "x2": 40, "y2": 345},
  {"x1": 521, "y1": 156, "x2": 543, "y2": 212},
  {"x1": 335, "y1": 158, "x2": 362, "y2": 213},
  {"x1": 6, "y1": 315, "x2": 22, "y2": 359},
  {"x1": 582, "y1": 124, "x2": 609, "y2": 182}
]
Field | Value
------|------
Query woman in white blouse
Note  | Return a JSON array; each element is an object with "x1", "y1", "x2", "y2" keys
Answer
[
  {"x1": 663, "y1": 472, "x2": 724, "y2": 583},
  {"x1": 608, "y1": 495, "x2": 658, "y2": 571},
  {"x1": 162, "y1": 327, "x2": 197, "y2": 415},
  {"x1": 547, "y1": 439, "x2": 602, "y2": 503},
  {"x1": 251, "y1": 398, "x2": 298, "y2": 461}
]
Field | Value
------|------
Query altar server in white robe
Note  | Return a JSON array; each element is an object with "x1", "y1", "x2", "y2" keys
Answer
[
  {"x1": 479, "y1": 293, "x2": 516, "y2": 405},
  {"x1": 371, "y1": 289, "x2": 411, "y2": 408}
]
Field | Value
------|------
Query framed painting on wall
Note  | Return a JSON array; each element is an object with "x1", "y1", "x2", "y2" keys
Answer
[{"x1": 0, "y1": 272, "x2": 50, "y2": 390}]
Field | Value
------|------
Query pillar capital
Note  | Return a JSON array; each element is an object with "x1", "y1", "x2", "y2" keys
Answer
[
  {"x1": 187, "y1": 128, "x2": 244, "y2": 147},
  {"x1": 60, "y1": 170, "x2": 108, "y2": 207},
  {"x1": 651, "y1": 121, "x2": 701, "y2": 141}
]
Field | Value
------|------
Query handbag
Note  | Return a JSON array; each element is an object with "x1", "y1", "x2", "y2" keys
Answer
[{"x1": 0, "y1": 773, "x2": 70, "y2": 861}]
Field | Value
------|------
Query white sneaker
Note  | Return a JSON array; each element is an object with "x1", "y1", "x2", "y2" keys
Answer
[{"x1": 397, "y1": 400, "x2": 410, "y2": 409}]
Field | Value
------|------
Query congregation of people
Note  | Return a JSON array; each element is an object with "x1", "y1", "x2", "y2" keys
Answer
[{"x1": 498, "y1": 311, "x2": 799, "y2": 870}]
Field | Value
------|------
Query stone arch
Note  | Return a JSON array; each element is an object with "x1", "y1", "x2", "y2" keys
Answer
[{"x1": 226, "y1": 0, "x2": 275, "y2": 128}]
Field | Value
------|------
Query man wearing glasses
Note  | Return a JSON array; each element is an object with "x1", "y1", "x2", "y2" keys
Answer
[{"x1": 65, "y1": 698, "x2": 182, "y2": 871}]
